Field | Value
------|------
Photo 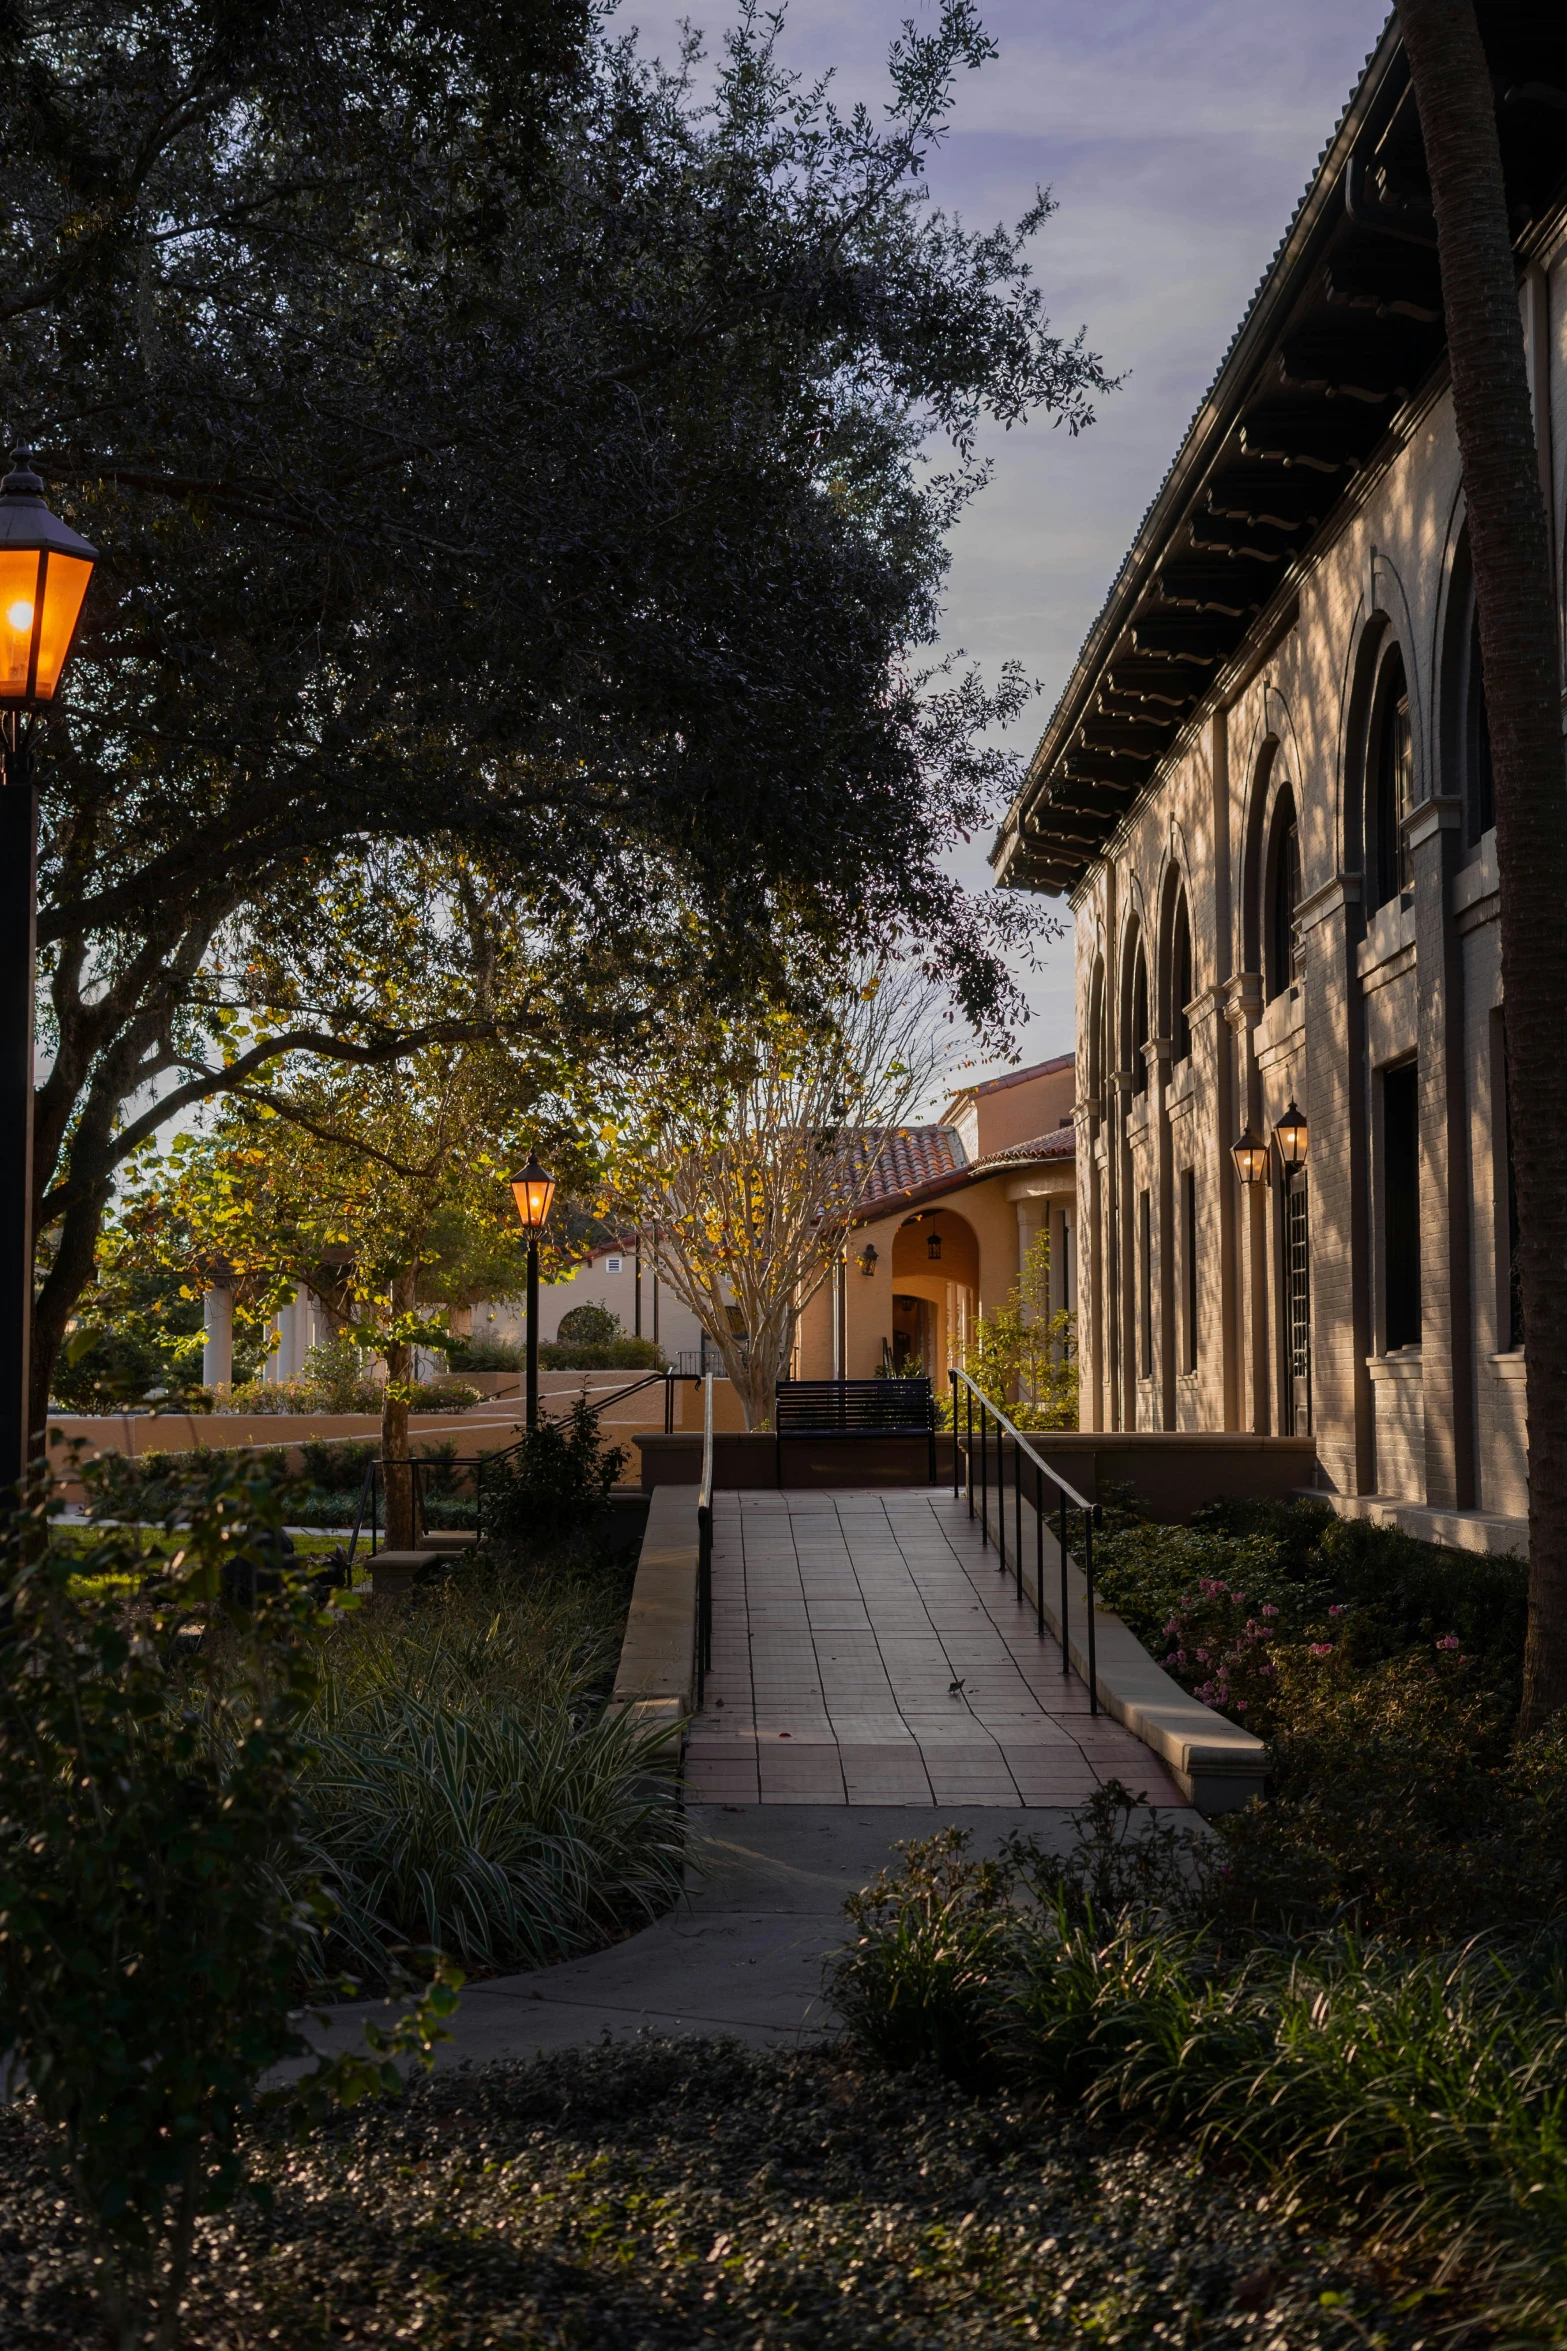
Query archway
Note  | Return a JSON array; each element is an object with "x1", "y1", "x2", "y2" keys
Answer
[{"x1": 890, "y1": 1207, "x2": 979, "y2": 1378}]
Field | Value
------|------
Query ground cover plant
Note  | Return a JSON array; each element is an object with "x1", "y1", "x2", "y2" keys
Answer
[
  {"x1": 1085, "y1": 1497, "x2": 1564, "y2": 1940},
  {"x1": 0, "y1": 1465, "x2": 457, "y2": 2349},
  {"x1": 0, "y1": 2037, "x2": 1453, "y2": 2350},
  {"x1": 830, "y1": 1805, "x2": 1567, "y2": 2340}
]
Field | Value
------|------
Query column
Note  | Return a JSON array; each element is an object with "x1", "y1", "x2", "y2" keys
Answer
[
  {"x1": 202, "y1": 1281, "x2": 234, "y2": 1388},
  {"x1": 1299, "y1": 875, "x2": 1374, "y2": 1493},
  {"x1": 1148, "y1": 1035, "x2": 1175, "y2": 1427},
  {"x1": 1224, "y1": 975, "x2": 1269, "y2": 1432},
  {"x1": 1409, "y1": 795, "x2": 1473, "y2": 1509}
]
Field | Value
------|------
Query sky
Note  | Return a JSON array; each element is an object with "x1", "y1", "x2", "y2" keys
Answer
[{"x1": 617, "y1": 0, "x2": 1393, "y2": 1096}]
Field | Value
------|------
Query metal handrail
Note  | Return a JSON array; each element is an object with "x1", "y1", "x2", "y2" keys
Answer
[
  {"x1": 948, "y1": 1366, "x2": 1102, "y2": 1714},
  {"x1": 695, "y1": 1372, "x2": 715, "y2": 1701}
]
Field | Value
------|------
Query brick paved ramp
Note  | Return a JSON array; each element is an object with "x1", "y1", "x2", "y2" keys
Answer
[{"x1": 685, "y1": 1491, "x2": 1184, "y2": 1807}]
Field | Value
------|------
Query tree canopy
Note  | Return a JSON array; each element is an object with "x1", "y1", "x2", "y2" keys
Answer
[{"x1": 6, "y1": 0, "x2": 1105, "y2": 1421}]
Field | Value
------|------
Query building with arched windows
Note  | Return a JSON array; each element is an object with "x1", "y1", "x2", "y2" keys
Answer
[{"x1": 991, "y1": 15, "x2": 1567, "y2": 1554}]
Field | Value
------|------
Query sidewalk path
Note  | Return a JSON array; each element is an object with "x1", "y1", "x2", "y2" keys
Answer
[{"x1": 685, "y1": 1490, "x2": 1185, "y2": 1807}]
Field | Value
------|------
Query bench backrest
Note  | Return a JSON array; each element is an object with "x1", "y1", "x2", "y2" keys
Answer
[{"x1": 775, "y1": 1378, "x2": 933, "y2": 1435}]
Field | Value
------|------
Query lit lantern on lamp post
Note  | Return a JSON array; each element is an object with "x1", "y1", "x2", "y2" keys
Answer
[
  {"x1": 1273, "y1": 1100, "x2": 1309, "y2": 1172},
  {"x1": 509, "y1": 1153, "x2": 557, "y2": 1428},
  {"x1": 0, "y1": 448, "x2": 97, "y2": 1491},
  {"x1": 1230, "y1": 1126, "x2": 1270, "y2": 1187}
]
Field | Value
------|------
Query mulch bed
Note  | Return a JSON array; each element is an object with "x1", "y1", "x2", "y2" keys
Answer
[{"x1": 1, "y1": 2038, "x2": 1469, "y2": 2347}]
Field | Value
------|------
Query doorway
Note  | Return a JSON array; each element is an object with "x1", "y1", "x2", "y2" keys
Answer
[{"x1": 891, "y1": 1293, "x2": 936, "y2": 1377}]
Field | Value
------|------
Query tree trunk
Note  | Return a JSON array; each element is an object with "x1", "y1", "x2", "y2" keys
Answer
[
  {"x1": 1399, "y1": 1, "x2": 1567, "y2": 1730},
  {"x1": 382, "y1": 1265, "x2": 417, "y2": 1551}
]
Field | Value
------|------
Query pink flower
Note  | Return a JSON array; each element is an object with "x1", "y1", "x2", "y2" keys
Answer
[
  {"x1": 1234, "y1": 1699, "x2": 1248, "y2": 1713},
  {"x1": 1176, "y1": 1649, "x2": 1188, "y2": 1665},
  {"x1": 1436, "y1": 1636, "x2": 1461, "y2": 1652},
  {"x1": 1261, "y1": 1604, "x2": 1279, "y2": 1619},
  {"x1": 1309, "y1": 1642, "x2": 1333, "y2": 1659},
  {"x1": 1328, "y1": 1605, "x2": 1346, "y2": 1619}
]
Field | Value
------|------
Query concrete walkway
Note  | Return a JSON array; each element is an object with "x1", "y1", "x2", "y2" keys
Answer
[
  {"x1": 685, "y1": 1489, "x2": 1185, "y2": 1807},
  {"x1": 304, "y1": 1804, "x2": 1119, "y2": 2071},
  {"x1": 300, "y1": 1490, "x2": 1199, "y2": 2075}
]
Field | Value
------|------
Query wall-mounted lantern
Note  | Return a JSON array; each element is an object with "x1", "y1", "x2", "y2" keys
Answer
[
  {"x1": 858, "y1": 1242, "x2": 879, "y2": 1277},
  {"x1": 927, "y1": 1231, "x2": 942, "y2": 1262},
  {"x1": 1231, "y1": 1126, "x2": 1270, "y2": 1186},
  {"x1": 1273, "y1": 1100, "x2": 1309, "y2": 1171}
]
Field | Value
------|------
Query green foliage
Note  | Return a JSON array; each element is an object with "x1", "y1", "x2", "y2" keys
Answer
[
  {"x1": 832, "y1": 1803, "x2": 1567, "y2": 2334},
  {"x1": 834, "y1": 1829, "x2": 1021, "y2": 2087},
  {"x1": 482, "y1": 1402, "x2": 629, "y2": 1549},
  {"x1": 1085, "y1": 1499, "x2": 1557, "y2": 1938},
  {"x1": 555, "y1": 1302, "x2": 622, "y2": 1346},
  {"x1": 0, "y1": 1467, "x2": 459, "y2": 2347},
  {"x1": 446, "y1": 1337, "x2": 522, "y2": 1372},
  {"x1": 539, "y1": 1336, "x2": 664, "y2": 1370},
  {"x1": 0, "y1": 2042, "x2": 1443, "y2": 2351},
  {"x1": 26, "y1": 0, "x2": 1107, "y2": 1416},
  {"x1": 948, "y1": 1232, "x2": 1076, "y2": 1427}
]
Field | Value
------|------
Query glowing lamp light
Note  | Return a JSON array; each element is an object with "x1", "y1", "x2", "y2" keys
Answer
[
  {"x1": 1274, "y1": 1100, "x2": 1309, "y2": 1171},
  {"x1": 0, "y1": 448, "x2": 96, "y2": 703},
  {"x1": 1231, "y1": 1126, "x2": 1270, "y2": 1186},
  {"x1": 509, "y1": 1152, "x2": 557, "y2": 1235}
]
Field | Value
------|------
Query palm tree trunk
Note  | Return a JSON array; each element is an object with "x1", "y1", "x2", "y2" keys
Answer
[{"x1": 1399, "y1": 0, "x2": 1567, "y2": 1729}]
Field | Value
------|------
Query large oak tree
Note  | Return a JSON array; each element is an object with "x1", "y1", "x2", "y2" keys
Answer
[{"x1": 5, "y1": 0, "x2": 1096, "y2": 1435}]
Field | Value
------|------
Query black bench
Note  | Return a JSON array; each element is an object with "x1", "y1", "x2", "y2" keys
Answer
[{"x1": 774, "y1": 1379, "x2": 936, "y2": 1485}]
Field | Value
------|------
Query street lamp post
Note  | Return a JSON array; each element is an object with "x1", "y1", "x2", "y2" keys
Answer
[
  {"x1": 509, "y1": 1152, "x2": 557, "y2": 1428},
  {"x1": 0, "y1": 449, "x2": 97, "y2": 1493}
]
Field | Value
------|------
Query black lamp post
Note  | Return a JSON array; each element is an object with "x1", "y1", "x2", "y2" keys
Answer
[
  {"x1": 0, "y1": 448, "x2": 97, "y2": 1493},
  {"x1": 509, "y1": 1152, "x2": 557, "y2": 1428}
]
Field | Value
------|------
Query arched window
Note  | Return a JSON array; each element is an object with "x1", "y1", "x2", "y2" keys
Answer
[
  {"x1": 1266, "y1": 785, "x2": 1301, "y2": 1000},
  {"x1": 1464, "y1": 599, "x2": 1494, "y2": 846},
  {"x1": 1170, "y1": 889, "x2": 1192, "y2": 1063},
  {"x1": 1130, "y1": 944, "x2": 1149, "y2": 1095},
  {"x1": 1370, "y1": 650, "x2": 1413, "y2": 911}
]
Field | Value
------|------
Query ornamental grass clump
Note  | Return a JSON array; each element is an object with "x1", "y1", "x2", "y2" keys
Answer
[
  {"x1": 293, "y1": 1563, "x2": 683, "y2": 1983},
  {"x1": 0, "y1": 1465, "x2": 458, "y2": 2351}
]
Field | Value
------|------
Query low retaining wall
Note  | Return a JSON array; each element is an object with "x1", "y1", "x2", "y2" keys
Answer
[
  {"x1": 974, "y1": 1477, "x2": 1268, "y2": 1814},
  {"x1": 1012, "y1": 1431, "x2": 1318, "y2": 1522},
  {"x1": 638, "y1": 1429, "x2": 955, "y2": 1490},
  {"x1": 609, "y1": 1485, "x2": 701, "y2": 1752}
]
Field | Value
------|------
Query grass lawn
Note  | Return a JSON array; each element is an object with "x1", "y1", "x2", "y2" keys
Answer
[{"x1": 0, "y1": 2040, "x2": 1446, "y2": 2349}]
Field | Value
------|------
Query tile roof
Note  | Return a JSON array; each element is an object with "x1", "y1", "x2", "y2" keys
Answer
[
  {"x1": 849, "y1": 1122, "x2": 1073, "y2": 1225},
  {"x1": 971, "y1": 1127, "x2": 1077, "y2": 1171}
]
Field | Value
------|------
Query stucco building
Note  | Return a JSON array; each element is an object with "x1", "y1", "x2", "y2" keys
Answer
[
  {"x1": 991, "y1": 18, "x2": 1567, "y2": 1555},
  {"x1": 793, "y1": 1054, "x2": 1078, "y2": 1383}
]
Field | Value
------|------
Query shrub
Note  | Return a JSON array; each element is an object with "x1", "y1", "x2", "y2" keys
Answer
[
  {"x1": 0, "y1": 1466, "x2": 457, "y2": 2348},
  {"x1": 482, "y1": 1400, "x2": 628, "y2": 1549},
  {"x1": 833, "y1": 1829, "x2": 1022, "y2": 2086},
  {"x1": 832, "y1": 1797, "x2": 1567, "y2": 2334},
  {"x1": 301, "y1": 1333, "x2": 381, "y2": 1412},
  {"x1": 539, "y1": 1336, "x2": 664, "y2": 1370},
  {"x1": 408, "y1": 1379, "x2": 481, "y2": 1411},
  {"x1": 555, "y1": 1301, "x2": 622, "y2": 1345},
  {"x1": 446, "y1": 1336, "x2": 521, "y2": 1371}
]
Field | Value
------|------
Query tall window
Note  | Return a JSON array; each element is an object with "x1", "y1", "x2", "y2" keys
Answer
[
  {"x1": 1268, "y1": 787, "x2": 1301, "y2": 998},
  {"x1": 1285, "y1": 1173, "x2": 1310, "y2": 1389},
  {"x1": 1171, "y1": 890, "x2": 1193, "y2": 1062},
  {"x1": 1130, "y1": 946, "x2": 1149, "y2": 1094},
  {"x1": 1181, "y1": 1167, "x2": 1198, "y2": 1373},
  {"x1": 1371, "y1": 652, "x2": 1414, "y2": 910},
  {"x1": 1138, "y1": 1190, "x2": 1152, "y2": 1378},
  {"x1": 1500, "y1": 1023, "x2": 1523, "y2": 1350},
  {"x1": 1383, "y1": 1062, "x2": 1421, "y2": 1349},
  {"x1": 1464, "y1": 601, "x2": 1495, "y2": 846}
]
